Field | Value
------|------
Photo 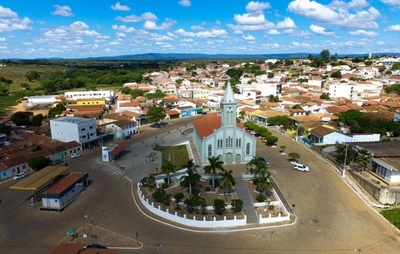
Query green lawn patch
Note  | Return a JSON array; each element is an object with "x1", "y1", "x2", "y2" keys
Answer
[
  {"x1": 381, "y1": 208, "x2": 400, "y2": 229},
  {"x1": 154, "y1": 144, "x2": 189, "y2": 170}
]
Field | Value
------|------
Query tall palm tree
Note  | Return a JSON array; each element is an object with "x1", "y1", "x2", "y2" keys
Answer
[
  {"x1": 219, "y1": 169, "x2": 236, "y2": 196},
  {"x1": 258, "y1": 176, "x2": 273, "y2": 197},
  {"x1": 247, "y1": 156, "x2": 270, "y2": 192},
  {"x1": 204, "y1": 156, "x2": 224, "y2": 189},
  {"x1": 180, "y1": 169, "x2": 201, "y2": 195},
  {"x1": 356, "y1": 149, "x2": 372, "y2": 174},
  {"x1": 161, "y1": 159, "x2": 176, "y2": 185},
  {"x1": 182, "y1": 159, "x2": 199, "y2": 174}
]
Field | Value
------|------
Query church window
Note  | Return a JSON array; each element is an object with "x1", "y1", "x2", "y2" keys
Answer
[
  {"x1": 246, "y1": 143, "x2": 250, "y2": 155},
  {"x1": 217, "y1": 139, "x2": 223, "y2": 148},
  {"x1": 226, "y1": 137, "x2": 232, "y2": 148},
  {"x1": 208, "y1": 144, "x2": 212, "y2": 157},
  {"x1": 236, "y1": 138, "x2": 241, "y2": 147}
]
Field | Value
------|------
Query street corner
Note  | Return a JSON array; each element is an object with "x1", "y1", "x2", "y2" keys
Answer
[{"x1": 60, "y1": 225, "x2": 141, "y2": 250}]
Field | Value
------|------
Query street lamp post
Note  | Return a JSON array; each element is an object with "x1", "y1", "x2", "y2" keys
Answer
[
  {"x1": 82, "y1": 214, "x2": 88, "y2": 238},
  {"x1": 292, "y1": 204, "x2": 296, "y2": 214},
  {"x1": 342, "y1": 143, "x2": 348, "y2": 177}
]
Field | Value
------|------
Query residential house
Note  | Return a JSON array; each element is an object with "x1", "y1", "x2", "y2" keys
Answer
[{"x1": 105, "y1": 120, "x2": 137, "y2": 139}]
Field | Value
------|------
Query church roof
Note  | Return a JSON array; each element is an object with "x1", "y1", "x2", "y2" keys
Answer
[{"x1": 193, "y1": 113, "x2": 221, "y2": 139}]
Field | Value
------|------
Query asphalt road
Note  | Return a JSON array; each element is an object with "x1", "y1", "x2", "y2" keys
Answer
[{"x1": 1, "y1": 118, "x2": 400, "y2": 254}]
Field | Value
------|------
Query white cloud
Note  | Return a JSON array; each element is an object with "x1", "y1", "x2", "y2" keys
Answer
[
  {"x1": 116, "y1": 32, "x2": 126, "y2": 38},
  {"x1": 268, "y1": 29, "x2": 281, "y2": 35},
  {"x1": 115, "y1": 12, "x2": 157, "y2": 23},
  {"x1": 111, "y1": 2, "x2": 131, "y2": 11},
  {"x1": 380, "y1": 0, "x2": 400, "y2": 7},
  {"x1": 52, "y1": 5, "x2": 74, "y2": 17},
  {"x1": 0, "y1": 11, "x2": 32, "y2": 32},
  {"x1": 376, "y1": 41, "x2": 385, "y2": 45},
  {"x1": 0, "y1": 37, "x2": 6, "y2": 42},
  {"x1": 174, "y1": 28, "x2": 227, "y2": 38},
  {"x1": 242, "y1": 34, "x2": 256, "y2": 41},
  {"x1": 178, "y1": 0, "x2": 191, "y2": 7},
  {"x1": 288, "y1": 0, "x2": 380, "y2": 29},
  {"x1": 349, "y1": 29, "x2": 378, "y2": 37},
  {"x1": 112, "y1": 25, "x2": 136, "y2": 33},
  {"x1": 180, "y1": 38, "x2": 193, "y2": 42},
  {"x1": 245, "y1": 1, "x2": 271, "y2": 13},
  {"x1": 143, "y1": 19, "x2": 176, "y2": 30},
  {"x1": 234, "y1": 13, "x2": 267, "y2": 25},
  {"x1": 276, "y1": 17, "x2": 296, "y2": 29},
  {"x1": 309, "y1": 24, "x2": 335, "y2": 36},
  {"x1": 0, "y1": 6, "x2": 18, "y2": 18},
  {"x1": 330, "y1": 0, "x2": 369, "y2": 10},
  {"x1": 384, "y1": 24, "x2": 400, "y2": 32},
  {"x1": 190, "y1": 25, "x2": 204, "y2": 31}
]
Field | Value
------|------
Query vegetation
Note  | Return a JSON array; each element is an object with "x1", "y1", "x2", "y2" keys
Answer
[
  {"x1": 29, "y1": 156, "x2": 51, "y2": 171},
  {"x1": 381, "y1": 208, "x2": 400, "y2": 230},
  {"x1": 204, "y1": 156, "x2": 225, "y2": 189}
]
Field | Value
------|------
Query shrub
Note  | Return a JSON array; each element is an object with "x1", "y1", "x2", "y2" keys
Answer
[
  {"x1": 152, "y1": 188, "x2": 171, "y2": 205},
  {"x1": 174, "y1": 193, "x2": 184, "y2": 203},
  {"x1": 256, "y1": 194, "x2": 266, "y2": 202},
  {"x1": 231, "y1": 199, "x2": 243, "y2": 212},
  {"x1": 205, "y1": 186, "x2": 211, "y2": 192},
  {"x1": 213, "y1": 199, "x2": 226, "y2": 215}
]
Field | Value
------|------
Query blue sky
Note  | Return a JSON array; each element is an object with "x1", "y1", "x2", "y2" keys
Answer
[{"x1": 0, "y1": 0, "x2": 399, "y2": 59}]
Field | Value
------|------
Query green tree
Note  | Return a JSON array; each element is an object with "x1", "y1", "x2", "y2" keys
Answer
[
  {"x1": 356, "y1": 149, "x2": 372, "y2": 173},
  {"x1": 320, "y1": 49, "x2": 330, "y2": 63},
  {"x1": 131, "y1": 89, "x2": 145, "y2": 98},
  {"x1": 161, "y1": 159, "x2": 176, "y2": 185},
  {"x1": 392, "y1": 62, "x2": 400, "y2": 71},
  {"x1": 152, "y1": 188, "x2": 171, "y2": 205},
  {"x1": 184, "y1": 195, "x2": 206, "y2": 213},
  {"x1": 25, "y1": 70, "x2": 40, "y2": 81},
  {"x1": 146, "y1": 106, "x2": 166, "y2": 123},
  {"x1": 180, "y1": 163, "x2": 201, "y2": 195},
  {"x1": 231, "y1": 199, "x2": 243, "y2": 212},
  {"x1": 204, "y1": 156, "x2": 224, "y2": 189},
  {"x1": 292, "y1": 104, "x2": 303, "y2": 110},
  {"x1": 213, "y1": 199, "x2": 226, "y2": 215},
  {"x1": 219, "y1": 169, "x2": 236, "y2": 196},
  {"x1": 29, "y1": 156, "x2": 50, "y2": 171},
  {"x1": 266, "y1": 135, "x2": 278, "y2": 146},
  {"x1": 11, "y1": 112, "x2": 30, "y2": 126},
  {"x1": 32, "y1": 114, "x2": 44, "y2": 126},
  {"x1": 320, "y1": 93, "x2": 330, "y2": 100},
  {"x1": 288, "y1": 152, "x2": 300, "y2": 162},
  {"x1": 48, "y1": 103, "x2": 66, "y2": 117},
  {"x1": 330, "y1": 70, "x2": 342, "y2": 79}
]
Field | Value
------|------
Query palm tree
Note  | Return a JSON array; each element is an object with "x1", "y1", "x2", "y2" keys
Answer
[
  {"x1": 356, "y1": 149, "x2": 372, "y2": 174},
  {"x1": 204, "y1": 156, "x2": 224, "y2": 189},
  {"x1": 182, "y1": 159, "x2": 199, "y2": 174},
  {"x1": 219, "y1": 169, "x2": 236, "y2": 196},
  {"x1": 180, "y1": 169, "x2": 201, "y2": 195},
  {"x1": 258, "y1": 176, "x2": 273, "y2": 197},
  {"x1": 161, "y1": 159, "x2": 176, "y2": 185},
  {"x1": 247, "y1": 156, "x2": 271, "y2": 192}
]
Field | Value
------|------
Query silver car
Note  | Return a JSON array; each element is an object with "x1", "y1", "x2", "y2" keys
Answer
[{"x1": 293, "y1": 163, "x2": 309, "y2": 172}]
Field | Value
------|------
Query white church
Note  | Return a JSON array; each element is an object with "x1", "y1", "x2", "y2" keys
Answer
[{"x1": 192, "y1": 83, "x2": 256, "y2": 165}]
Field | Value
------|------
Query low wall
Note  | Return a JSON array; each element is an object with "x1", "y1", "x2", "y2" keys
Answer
[
  {"x1": 253, "y1": 188, "x2": 291, "y2": 224},
  {"x1": 137, "y1": 183, "x2": 247, "y2": 228}
]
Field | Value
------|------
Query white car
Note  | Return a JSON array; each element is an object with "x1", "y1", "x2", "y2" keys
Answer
[
  {"x1": 293, "y1": 163, "x2": 309, "y2": 172},
  {"x1": 71, "y1": 153, "x2": 82, "y2": 158},
  {"x1": 13, "y1": 172, "x2": 28, "y2": 180}
]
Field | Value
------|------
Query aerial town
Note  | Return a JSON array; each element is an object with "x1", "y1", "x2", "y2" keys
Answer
[{"x1": 1, "y1": 54, "x2": 400, "y2": 254}]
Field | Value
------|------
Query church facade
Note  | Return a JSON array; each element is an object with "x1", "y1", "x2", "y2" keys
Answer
[{"x1": 192, "y1": 83, "x2": 256, "y2": 165}]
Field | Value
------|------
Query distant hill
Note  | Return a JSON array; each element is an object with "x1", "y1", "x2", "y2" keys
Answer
[{"x1": 86, "y1": 52, "x2": 399, "y2": 61}]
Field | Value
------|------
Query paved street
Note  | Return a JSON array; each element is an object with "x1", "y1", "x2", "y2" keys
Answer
[{"x1": 1, "y1": 117, "x2": 400, "y2": 254}]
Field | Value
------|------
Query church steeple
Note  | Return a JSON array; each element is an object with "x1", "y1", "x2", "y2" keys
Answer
[
  {"x1": 221, "y1": 81, "x2": 237, "y2": 126},
  {"x1": 223, "y1": 82, "x2": 235, "y2": 103}
]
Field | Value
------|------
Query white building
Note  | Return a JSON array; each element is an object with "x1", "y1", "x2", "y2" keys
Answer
[
  {"x1": 50, "y1": 117, "x2": 98, "y2": 150},
  {"x1": 64, "y1": 90, "x2": 115, "y2": 103},
  {"x1": 328, "y1": 82, "x2": 382, "y2": 100},
  {"x1": 192, "y1": 83, "x2": 256, "y2": 165},
  {"x1": 24, "y1": 95, "x2": 61, "y2": 107}
]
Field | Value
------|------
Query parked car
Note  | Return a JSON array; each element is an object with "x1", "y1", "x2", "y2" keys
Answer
[
  {"x1": 13, "y1": 171, "x2": 28, "y2": 180},
  {"x1": 258, "y1": 156, "x2": 270, "y2": 167},
  {"x1": 289, "y1": 158, "x2": 298, "y2": 164},
  {"x1": 150, "y1": 122, "x2": 162, "y2": 128},
  {"x1": 71, "y1": 153, "x2": 82, "y2": 158},
  {"x1": 50, "y1": 159, "x2": 63, "y2": 165},
  {"x1": 293, "y1": 163, "x2": 309, "y2": 172}
]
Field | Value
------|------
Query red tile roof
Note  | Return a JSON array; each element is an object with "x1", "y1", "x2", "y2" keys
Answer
[
  {"x1": 193, "y1": 113, "x2": 221, "y2": 139},
  {"x1": 45, "y1": 172, "x2": 88, "y2": 195},
  {"x1": 109, "y1": 145, "x2": 129, "y2": 156}
]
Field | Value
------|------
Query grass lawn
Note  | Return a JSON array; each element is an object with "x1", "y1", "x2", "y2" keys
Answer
[
  {"x1": 154, "y1": 144, "x2": 189, "y2": 170},
  {"x1": 381, "y1": 208, "x2": 400, "y2": 229}
]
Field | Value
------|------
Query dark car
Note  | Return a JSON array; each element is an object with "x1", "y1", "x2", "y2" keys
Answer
[
  {"x1": 258, "y1": 156, "x2": 270, "y2": 167},
  {"x1": 50, "y1": 159, "x2": 63, "y2": 166},
  {"x1": 150, "y1": 122, "x2": 161, "y2": 128}
]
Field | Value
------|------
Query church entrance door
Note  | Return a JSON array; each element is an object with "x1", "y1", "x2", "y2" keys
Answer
[
  {"x1": 226, "y1": 153, "x2": 233, "y2": 163},
  {"x1": 235, "y1": 154, "x2": 241, "y2": 163}
]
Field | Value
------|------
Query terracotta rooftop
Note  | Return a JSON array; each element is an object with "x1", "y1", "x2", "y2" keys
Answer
[
  {"x1": 45, "y1": 172, "x2": 88, "y2": 195},
  {"x1": 355, "y1": 141, "x2": 400, "y2": 157},
  {"x1": 309, "y1": 126, "x2": 336, "y2": 138},
  {"x1": 193, "y1": 113, "x2": 221, "y2": 139}
]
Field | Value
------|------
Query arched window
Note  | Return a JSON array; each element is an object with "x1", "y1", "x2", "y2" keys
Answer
[
  {"x1": 246, "y1": 143, "x2": 250, "y2": 155},
  {"x1": 208, "y1": 144, "x2": 212, "y2": 157}
]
